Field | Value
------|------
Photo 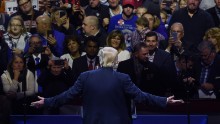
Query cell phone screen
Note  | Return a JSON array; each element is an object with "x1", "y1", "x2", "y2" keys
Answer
[
  {"x1": 59, "y1": 10, "x2": 66, "y2": 18},
  {"x1": 54, "y1": 60, "x2": 65, "y2": 66},
  {"x1": 47, "y1": 30, "x2": 54, "y2": 37},
  {"x1": 73, "y1": 0, "x2": 80, "y2": 10},
  {"x1": 171, "y1": 32, "x2": 178, "y2": 41}
]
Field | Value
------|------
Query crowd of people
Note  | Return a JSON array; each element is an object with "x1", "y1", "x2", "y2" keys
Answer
[{"x1": 0, "y1": 0, "x2": 220, "y2": 123}]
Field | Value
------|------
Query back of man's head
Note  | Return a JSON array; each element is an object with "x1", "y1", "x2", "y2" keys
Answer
[{"x1": 99, "y1": 47, "x2": 118, "y2": 67}]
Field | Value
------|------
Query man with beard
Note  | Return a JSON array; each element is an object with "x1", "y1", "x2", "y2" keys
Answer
[
  {"x1": 108, "y1": 0, "x2": 123, "y2": 17},
  {"x1": 168, "y1": 0, "x2": 214, "y2": 55},
  {"x1": 11, "y1": 0, "x2": 43, "y2": 34},
  {"x1": 108, "y1": 0, "x2": 138, "y2": 51},
  {"x1": 118, "y1": 42, "x2": 166, "y2": 96}
]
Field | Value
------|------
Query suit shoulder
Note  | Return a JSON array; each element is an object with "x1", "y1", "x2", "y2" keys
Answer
[
  {"x1": 115, "y1": 71, "x2": 130, "y2": 78},
  {"x1": 206, "y1": 7, "x2": 215, "y2": 13},
  {"x1": 157, "y1": 49, "x2": 170, "y2": 56},
  {"x1": 73, "y1": 56, "x2": 86, "y2": 62},
  {"x1": 118, "y1": 59, "x2": 133, "y2": 68},
  {"x1": 119, "y1": 58, "x2": 131, "y2": 64},
  {"x1": 78, "y1": 71, "x2": 91, "y2": 78}
]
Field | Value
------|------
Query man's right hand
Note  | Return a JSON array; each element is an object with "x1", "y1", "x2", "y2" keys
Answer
[{"x1": 30, "y1": 96, "x2": 45, "y2": 108}]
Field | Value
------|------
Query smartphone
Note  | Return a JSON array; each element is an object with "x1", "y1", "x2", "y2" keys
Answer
[
  {"x1": 50, "y1": 0, "x2": 60, "y2": 7},
  {"x1": 171, "y1": 32, "x2": 178, "y2": 41},
  {"x1": 54, "y1": 59, "x2": 65, "y2": 66},
  {"x1": 73, "y1": 0, "x2": 80, "y2": 10},
  {"x1": 59, "y1": 10, "x2": 67, "y2": 18},
  {"x1": 34, "y1": 46, "x2": 45, "y2": 53},
  {"x1": 47, "y1": 30, "x2": 54, "y2": 37}
]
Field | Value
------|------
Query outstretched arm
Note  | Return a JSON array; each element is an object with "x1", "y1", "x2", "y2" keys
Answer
[
  {"x1": 166, "y1": 95, "x2": 184, "y2": 105},
  {"x1": 122, "y1": 74, "x2": 184, "y2": 107},
  {"x1": 31, "y1": 73, "x2": 86, "y2": 108},
  {"x1": 30, "y1": 96, "x2": 45, "y2": 108}
]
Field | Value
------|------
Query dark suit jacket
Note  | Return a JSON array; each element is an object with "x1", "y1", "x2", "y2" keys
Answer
[
  {"x1": 72, "y1": 55, "x2": 99, "y2": 82},
  {"x1": 153, "y1": 48, "x2": 174, "y2": 69},
  {"x1": 117, "y1": 58, "x2": 136, "y2": 84},
  {"x1": 26, "y1": 54, "x2": 49, "y2": 78},
  {"x1": 117, "y1": 58, "x2": 165, "y2": 96},
  {"x1": 45, "y1": 67, "x2": 167, "y2": 124},
  {"x1": 206, "y1": 7, "x2": 220, "y2": 27},
  {"x1": 153, "y1": 49, "x2": 177, "y2": 90},
  {"x1": 194, "y1": 55, "x2": 220, "y2": 99}
]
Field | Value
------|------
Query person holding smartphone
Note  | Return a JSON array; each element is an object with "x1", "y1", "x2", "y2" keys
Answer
[
  {"x1": 36, "y1": 15, "x2": 65, "y2": 57},
  {"x1": 36, "y1": 58, "x2": 74, "y2": 114},
  {"x1": 166, "y1": 22, "x2": 185, "y2": 61},
  {"x1": 51, "y1": 9, "x2": 77, "y2": 35}
]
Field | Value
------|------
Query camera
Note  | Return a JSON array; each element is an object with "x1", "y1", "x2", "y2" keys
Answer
[
  {"x1": 54, "y1": 59, "x2": 65, "y2": 66},
  {"x1": 34, "y1": 46, "x2": 46, "y2": 53},
  {"x1": 50, "y1": 0, "x2": 60, "y2": 7}
]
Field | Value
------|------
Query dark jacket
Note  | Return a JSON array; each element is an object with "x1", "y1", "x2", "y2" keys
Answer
[
  {"x1": 72, "y1": 55, "x2": 99, "y2": 82},
  {"x1": 45, "y1": 67, "x2": 167, "y2": 124},
  {"x1": 37, "y1": 67, "x2": 73, "y2": 98},
  {"x1": 194, "y1": 55, "x2": 220, "y2": 99},
  {"x1": 206, "y1": 6, "x2": 220, "y2": 27},
  {"x1": 26, "y1": 54, "x2": 49, "y2": 77},
  {"x1": 117, "y1": 58, "x2": 165, "y2": 96}
]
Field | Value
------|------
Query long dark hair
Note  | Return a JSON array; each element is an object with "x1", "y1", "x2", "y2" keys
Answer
[{"x1": 7, "y1": 54, "x2": 27, "y2": 83}]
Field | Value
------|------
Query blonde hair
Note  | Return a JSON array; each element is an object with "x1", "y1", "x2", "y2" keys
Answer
[
  {"x1": 7, "y1": 16, "x2": 27, "y2": 34},
  {"x1": 203, "y1": 27, "x2": 220, "y2": 51}
]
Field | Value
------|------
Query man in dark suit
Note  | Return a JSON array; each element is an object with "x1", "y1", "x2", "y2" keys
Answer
[
  {"x1": 26, "y1": 35, "x2": 49, "y2": 75},
  {"x1": 206, "y1": 0, "x2": 220, "y2": 27},
  {"x1": 117, "y1": 42, "x2": 164, "y2": 96},
  {"x1": 31, "y1": 47, "x2": 184, "y2": 124},
  {"x1": 145, "y1": 31, "x2": 177, "y2": 96},
  {"x1": 194, "y1": 41, "x2": 220, "y2": 99},
  {"x1": 25, "y1": 35, "x2": 49, "y2": 93},
  {"x1": 72, "y1": 36, "x2": 100, "y2": 82}
]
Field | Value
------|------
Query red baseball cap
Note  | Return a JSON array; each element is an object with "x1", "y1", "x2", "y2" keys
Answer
[{"x1": 122, "y1": 0, "x2": 135, "y2": 7}]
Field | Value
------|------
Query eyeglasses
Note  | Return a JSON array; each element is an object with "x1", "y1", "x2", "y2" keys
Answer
[{"x1": 19, "y1": 0, "x2": 30, "y2": 7}]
